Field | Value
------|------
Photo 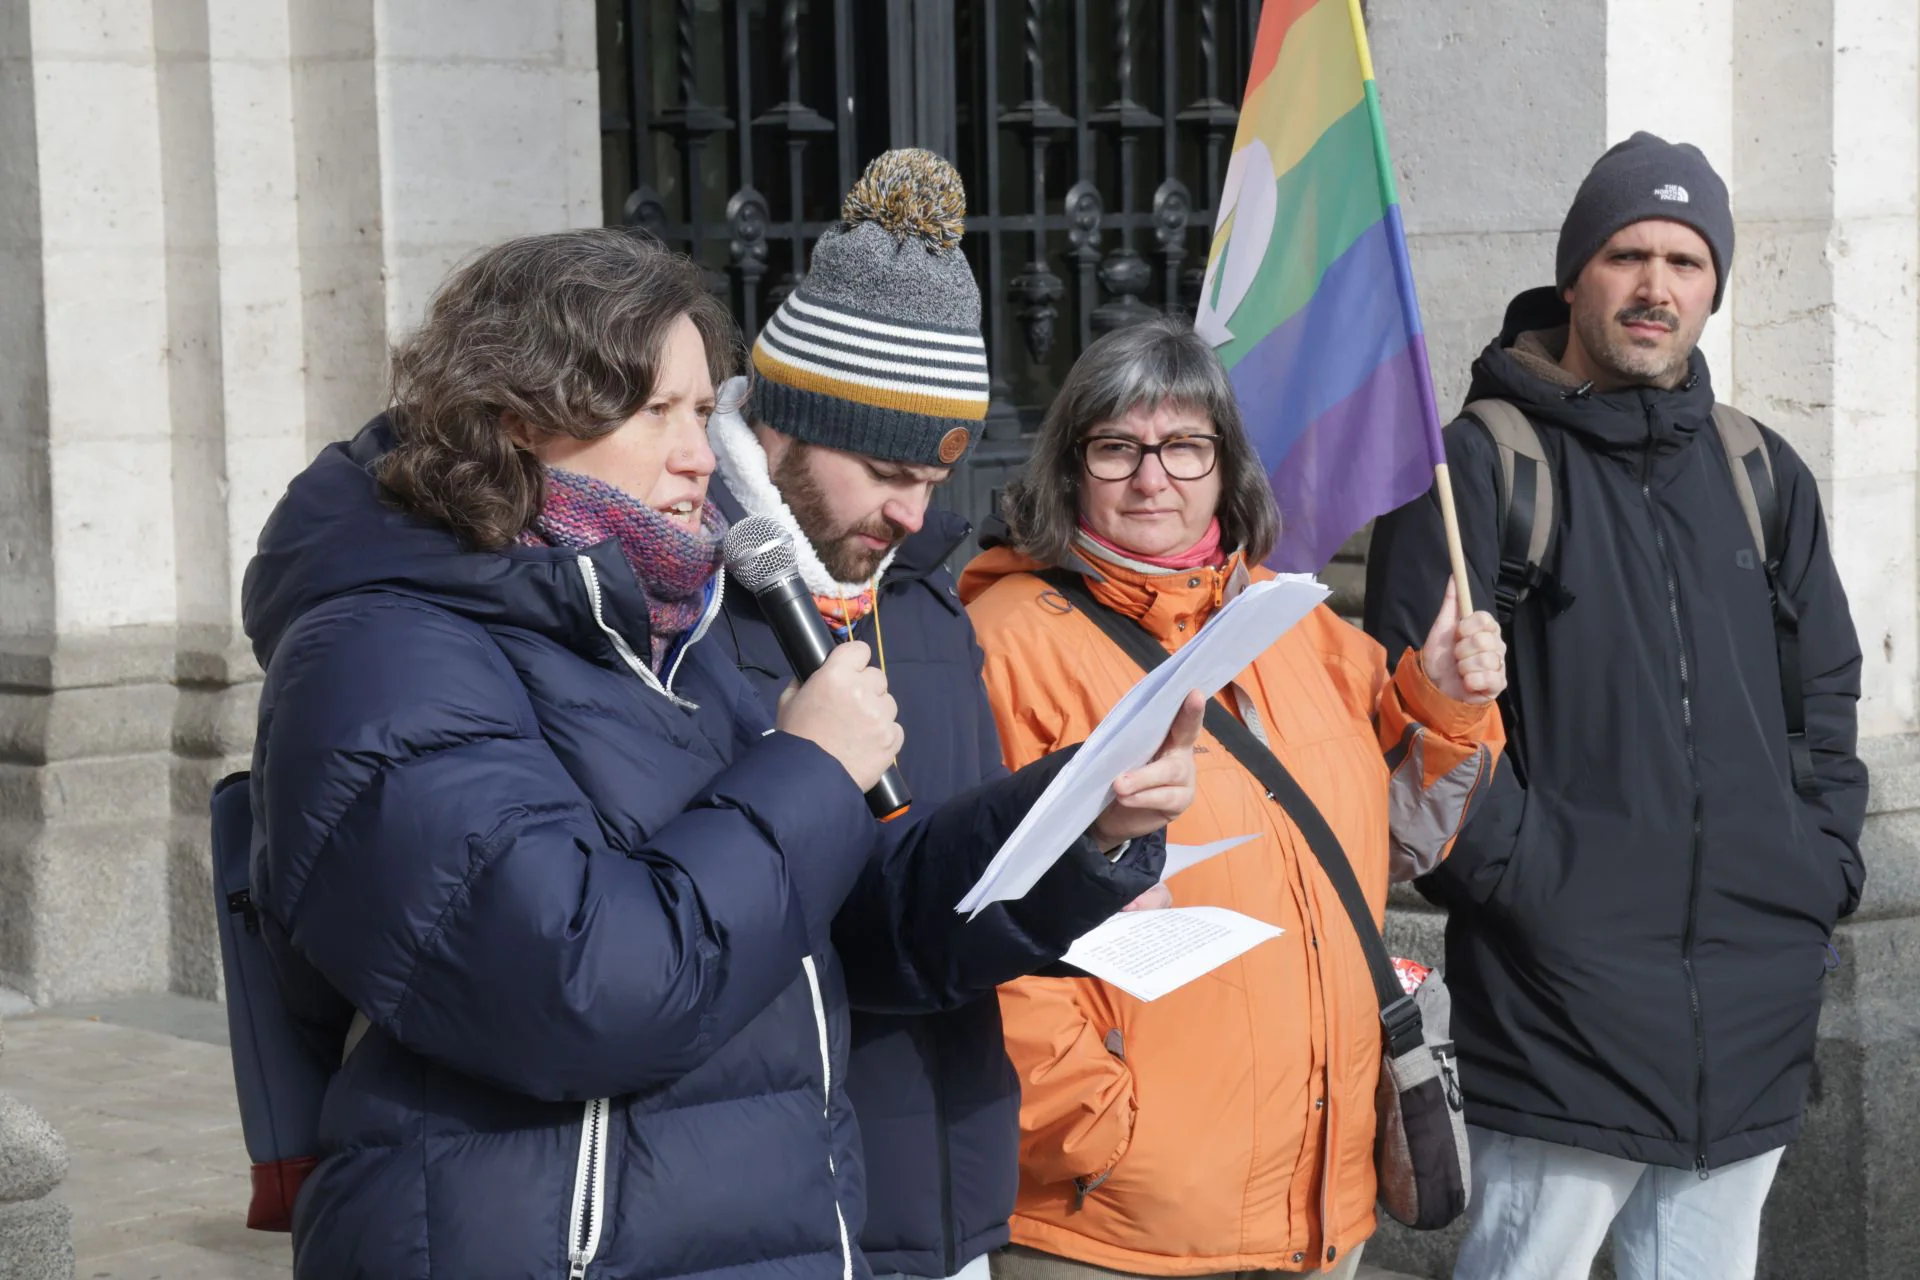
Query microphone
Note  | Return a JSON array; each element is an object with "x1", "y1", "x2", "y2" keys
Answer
[{"x1": 723, "y1": 514, "x2": 912, "y2": 822}]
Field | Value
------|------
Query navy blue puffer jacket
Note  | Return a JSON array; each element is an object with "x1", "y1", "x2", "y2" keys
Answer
[
  {"x1": 710, "y1": 482, "x2": 1017, "y2": 1278},
  {"x1": 239, "y1": 422, "x2": 1163, "y2": 1280}
]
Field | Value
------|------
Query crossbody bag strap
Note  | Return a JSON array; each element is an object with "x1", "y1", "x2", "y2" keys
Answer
[{"x1": 1034, "y1": 568, "x2": 1424, "y2": 1057}]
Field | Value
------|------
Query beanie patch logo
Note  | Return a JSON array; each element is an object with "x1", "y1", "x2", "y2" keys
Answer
[
  {"x1": 1653, "y1": 183, "x2": 1690, "y2": 203},
  {"x1": 937, "y1": 427, "x2": 971, "y2": 465}
]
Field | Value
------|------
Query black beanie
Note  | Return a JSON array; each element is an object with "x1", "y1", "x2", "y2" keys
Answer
[{"x1": 1556, "y1": 132, "x2": 1734, "y2": 311}]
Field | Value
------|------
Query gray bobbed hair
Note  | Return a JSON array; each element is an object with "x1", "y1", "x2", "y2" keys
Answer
[{"x1": 1000, "y1": 314, "x2": 1279, "y2": 565}]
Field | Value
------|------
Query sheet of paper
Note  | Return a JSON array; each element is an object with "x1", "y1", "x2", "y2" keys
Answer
[
  {"x1": 1160, "y1": 834, "x2": 1259, "y2": 883},
  {"x1": 956, "y1": 576, "x2": 1328, "y2": 916},
  {"x1": 1061, "y1": 906, "x2": 1284, "y2": 1002}
]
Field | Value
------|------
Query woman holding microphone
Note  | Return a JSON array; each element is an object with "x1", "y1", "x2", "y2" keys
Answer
[{"x1": 241, "y1": 229, "x2": 1197, "y2": 1280}]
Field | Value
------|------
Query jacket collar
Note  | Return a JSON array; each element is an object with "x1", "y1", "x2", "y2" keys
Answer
[
  {"x1": 1467, "y1": 286, "x2": 1717, "y2": 455},
  {"x1": 1072, "y1": 539, "x2": 1251, "y2": 646}
]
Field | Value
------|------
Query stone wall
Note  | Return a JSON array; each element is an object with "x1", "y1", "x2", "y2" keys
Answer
[{"x1": 0, "y1": 0, "x2": 598, "y2": 1007}]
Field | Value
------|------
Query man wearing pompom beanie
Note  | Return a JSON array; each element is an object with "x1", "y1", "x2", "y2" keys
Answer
[
  {"x1": 711, "y1": 150, "x2": 1146, "y2": 1280},
  {"x1": 1366, "y1": 134, "x2": 1866, "y2": 1278}
]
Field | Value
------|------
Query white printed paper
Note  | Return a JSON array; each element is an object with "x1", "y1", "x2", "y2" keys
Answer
[
  {"x1": 956, "y1": 576, "x2": 1328, "y2": 916},
  {"x1": 1062, "y1": 906, "x2": 1284, "y2": 1002},
  {"x1": 1160, "y1": 834, "x2": 1259, "y2": 883}
]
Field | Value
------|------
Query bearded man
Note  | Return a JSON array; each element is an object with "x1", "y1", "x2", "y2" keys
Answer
[{"x1": 1365, "y1": 132, "x2": 1867, "y2": 1280}]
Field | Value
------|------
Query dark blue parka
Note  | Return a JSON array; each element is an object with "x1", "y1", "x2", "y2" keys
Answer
[
  {"x1": 710, "y1": 481, "x2": 1015, "y2": 1278},
  {"x1": 239, "y1": 422, "x2": 1163, "y2": 1280}
]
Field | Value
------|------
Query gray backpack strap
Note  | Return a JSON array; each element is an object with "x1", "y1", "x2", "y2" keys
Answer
[
  {"x1": 1711, "y1": 403, "x2": 1813, "y2": 793},
  {"x1": 1710, "y1": 403, "x2": 1776, "y2": 563},
  {"x1": 1463, "y1": 399, "x2": 1553, "y2": 628}
]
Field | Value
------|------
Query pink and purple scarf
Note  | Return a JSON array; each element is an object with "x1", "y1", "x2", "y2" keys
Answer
[{"x1": 520, "y1": 468, "x2": 727, "y2": 672}]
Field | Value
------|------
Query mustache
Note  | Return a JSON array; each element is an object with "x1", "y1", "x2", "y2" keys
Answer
[
  {"x1": 1616, "y1": 305, "x2": 1679, "y2": 332},
  {"x1": 843, "y1": 514, "x2": 909, "y2": 548}
]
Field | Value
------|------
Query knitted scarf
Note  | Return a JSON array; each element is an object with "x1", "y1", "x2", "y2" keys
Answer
[{"x1": 519, "y1": 467, "x2": 727, "y2": 672}]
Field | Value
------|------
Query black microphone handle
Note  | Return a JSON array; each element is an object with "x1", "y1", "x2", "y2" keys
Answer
[{"x1": 753, "y1": 574, "x2": 913, "y2": 822}]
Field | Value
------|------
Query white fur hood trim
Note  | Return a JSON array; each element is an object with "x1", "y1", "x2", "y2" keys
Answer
[{"x1": 708, "y1": 376, "x2": 897, "y2": 600}]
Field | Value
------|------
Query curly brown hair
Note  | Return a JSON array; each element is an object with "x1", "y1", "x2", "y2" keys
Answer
[{"x1": 380, "y1": 228, "x2": 741, "y2": 549}]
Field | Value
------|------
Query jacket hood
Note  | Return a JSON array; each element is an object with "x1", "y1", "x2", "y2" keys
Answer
[
  {"x1": 241, "y1": 417, "x2": 653, "y2": 670},
  {"x1": 1465, "y1": 286, "x2": 1718, "y2": 454},
  {"x1": 956, "y1": 543, "x2": 1044, "y2": 606},
  {"x1": 888, "y1": 505, "x2": 973, "y2": 585}
]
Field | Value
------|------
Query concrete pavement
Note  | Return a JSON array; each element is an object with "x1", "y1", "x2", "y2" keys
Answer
[{"x1": 0, "y1": 995, "x2": 1420, "y2": 1279}]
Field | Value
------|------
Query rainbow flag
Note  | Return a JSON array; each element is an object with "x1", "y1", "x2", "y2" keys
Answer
[{"x1": 1196, "y1": 0, "x2": 1444, "y2": 573}]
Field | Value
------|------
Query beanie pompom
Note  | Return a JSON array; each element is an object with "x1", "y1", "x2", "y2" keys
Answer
[{"x1": 841, "y1": 149, "x2": 967, "y2": 252}]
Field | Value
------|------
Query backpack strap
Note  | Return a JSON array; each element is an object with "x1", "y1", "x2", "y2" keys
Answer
[
  {"x1": 1711, "y1": 404, "x2": 1814, "y2": 795},
  {"x1": 1034, "y1": 568, "x2": 1425, "y2": 1058},
  {"x1": 1711, "y1": 404, "x2": 1776, "y2": 561},
  {"x1": 1462, "y1": 400, "x2": 1555, "y2": 629}
]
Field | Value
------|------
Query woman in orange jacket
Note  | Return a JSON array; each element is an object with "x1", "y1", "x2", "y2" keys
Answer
[{"x1": 962, "y1": 317, "x2": 1507, "y2": 1280}]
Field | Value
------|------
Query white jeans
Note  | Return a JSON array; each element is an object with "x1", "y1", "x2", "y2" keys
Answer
[{"x1": 1452, "y1": 1126, "x2": 1784, "y2": 1280}]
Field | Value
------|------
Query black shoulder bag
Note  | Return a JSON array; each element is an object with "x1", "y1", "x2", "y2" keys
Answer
[{"x1": 1035, "y1": 569, "x2": 1471, "y2": 1230}]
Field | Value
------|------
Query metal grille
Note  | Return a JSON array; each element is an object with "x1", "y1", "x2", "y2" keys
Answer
[{"x1": 599, "y1": 0, "x2": 1261, "y2": 563}]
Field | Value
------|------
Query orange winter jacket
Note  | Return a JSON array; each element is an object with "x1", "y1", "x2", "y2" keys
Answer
[{"x1": 959, "y1": 545, "x2": 1502, "y2": 1275}]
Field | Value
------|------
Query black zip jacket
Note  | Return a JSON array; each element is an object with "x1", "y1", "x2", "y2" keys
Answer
[
  {"x1": 1364, "y1": 287, "x2": 1868, "y2": 1171},
  {"x1": 711, "y1": 481, "x2": 1021, "y2": 1277}
]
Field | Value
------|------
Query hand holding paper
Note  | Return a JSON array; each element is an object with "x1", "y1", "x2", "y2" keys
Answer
[{"x1": 1089, "y1": 690, "x2": 1206, "y2": 850}]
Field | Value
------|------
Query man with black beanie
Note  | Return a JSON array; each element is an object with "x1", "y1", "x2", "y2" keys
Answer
[{"x1": 1364, "y1": 133, "x2": 1867, "y2": 1279}]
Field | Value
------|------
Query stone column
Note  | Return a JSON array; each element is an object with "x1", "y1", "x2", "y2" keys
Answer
[
  {"x1": 0, "y1": 1022, "x2": 73, "y2": 1279},
  {"x1": 1, "y1": 0, "x2": 184, "y2": 1007},
  {"x1": 1734, "y1": 3, "x2": 1920, "y2": 1272},
  {"x1": 0, "y1": 0, "x2": 602, "y2": 1008},
  {"x1": 372, "y1": 0, "x2": 600, "y2": 331}
]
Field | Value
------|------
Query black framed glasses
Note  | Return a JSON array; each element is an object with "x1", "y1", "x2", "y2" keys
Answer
[{"x1": 1078, "y1": 434, "x2": 1221, "y2": 482}]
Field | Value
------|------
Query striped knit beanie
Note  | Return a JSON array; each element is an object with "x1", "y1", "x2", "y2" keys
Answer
[{"x1": 750, "y1": 149, "x2": 988, "y2": 467}]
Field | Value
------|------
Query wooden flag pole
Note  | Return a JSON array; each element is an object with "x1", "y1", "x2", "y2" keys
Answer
[{"x1": 1433, "y1": 463, "x2": 1474, "y2": 616}]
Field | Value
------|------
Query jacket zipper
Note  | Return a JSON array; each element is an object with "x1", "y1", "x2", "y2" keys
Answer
[
  {"x1": 1640, "y1": 438, "x2": 1712, "y2": 1177},
  {"x1": 561, "y1": 557, "x2": 728, "y2": 1276},
  {"x1": 576, "y1": 556, "x2": 726, "y2": 709},
  {"x1": 566, "y1": 1097, "x2": 609, "y2": 1279},
  {"x1": 1281, "y1": 794, "x2": 1337, "y2": 1264},
  {"x1": 665, "y1": 568, "x2": 727, "y2": 691},
  {"x1": 930, "y1": 1020, "x2": 958, "y2": 1276},
  {"x1": 801, "y1": 957, "x2": 856, "y2": 1280}
]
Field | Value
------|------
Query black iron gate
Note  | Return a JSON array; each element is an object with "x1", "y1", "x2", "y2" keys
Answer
[{"x1": 599, "y1": 0, "x2": 1262, "y2": 562}]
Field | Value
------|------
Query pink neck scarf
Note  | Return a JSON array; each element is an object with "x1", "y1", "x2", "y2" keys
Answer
[{"x1": 1077, "y1": 517, "x2": 1225, "y2": 571}]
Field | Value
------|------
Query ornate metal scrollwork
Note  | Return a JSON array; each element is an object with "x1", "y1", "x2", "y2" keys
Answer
[
  {"x1": 1066, "y1": 181, "x2": 1105, "y2": 265},
  {"x1": 999, "y1": 0, "x2": 1076, "y2": 367},
  {"x1": 623, "y1": 184, "x2": 670, "y2": 241},
  {"x1": 1092, "y1": 250, "x2": 1154, "y2": 332},
  {"x1": 754, "y1": 0, "x2": 833, "y2": 317},
  {"x1": 1153, "y1": 179, "x2": 1192, "y2": 260},
  {"x1": 1010, "y1": 263, "x2": 1067, "y2": 362},
  {"x1": 726, "y1": 186, "x2": 770, "y2": 284}
]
